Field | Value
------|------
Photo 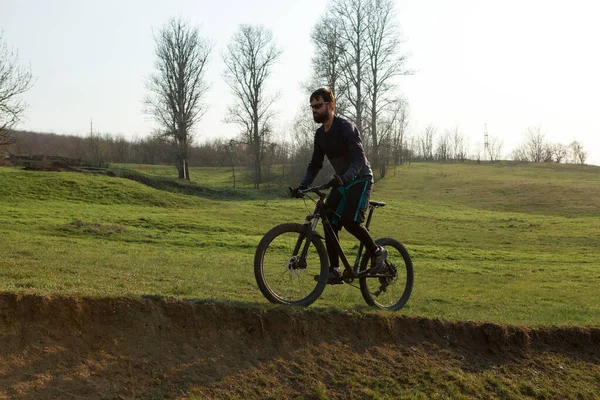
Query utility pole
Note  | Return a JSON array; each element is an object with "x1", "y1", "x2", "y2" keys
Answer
[{"x1": 484, "y1": 123, "x2": 489, "y2": 161}]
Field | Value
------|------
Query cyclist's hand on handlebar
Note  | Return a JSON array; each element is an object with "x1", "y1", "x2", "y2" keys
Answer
[
  {"x1": 326, "y1": 174, "x2": 344, "y2": 189},
  {"x1": 289, "y1": 185, "x2": 307, "y2": 198}
]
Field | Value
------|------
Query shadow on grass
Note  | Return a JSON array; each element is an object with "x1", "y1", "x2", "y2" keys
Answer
[{"x1": 110, "y1": 167, "x2": 288, "y2": 201}]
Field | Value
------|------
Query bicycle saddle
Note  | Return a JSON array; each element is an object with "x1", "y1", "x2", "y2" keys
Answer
[{"x1": 369, "y1": 201, "x2": 386, "y2": 207}]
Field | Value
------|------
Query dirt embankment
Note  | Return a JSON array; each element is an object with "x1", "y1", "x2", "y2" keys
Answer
[{"x1": 1, "y1": 293, "x2": 599, "y2": 399}]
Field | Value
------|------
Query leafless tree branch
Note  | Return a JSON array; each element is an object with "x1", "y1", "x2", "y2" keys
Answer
[
  {"x1": 223, "y1": 25, "x2": 282, "y2": 189},
  {"x1": 144, "y1": 18, "x2": 213, "y2": 179},
  {"x1": 0, "y1": 31, "x2": 34, "y2": 148}
]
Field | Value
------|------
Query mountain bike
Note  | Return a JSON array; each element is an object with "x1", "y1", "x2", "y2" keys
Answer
[{"x1": 254, "y1": 184, "x2": 414, "y2": 311}]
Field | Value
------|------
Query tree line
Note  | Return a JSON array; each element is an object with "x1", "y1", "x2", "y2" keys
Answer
[
  {"x1": 4, "y1": 121, "x2": 587, "y2": 182},
  {"x1": 0, "y1": 2, "x2": 590, "y2": 184},
  {"x1": 511, "y1": 125, "x2": 587, "y2": 164}
]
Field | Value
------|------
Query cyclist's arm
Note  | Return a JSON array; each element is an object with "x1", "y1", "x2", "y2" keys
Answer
[
  {"x1": 299, "y1": 138, "x2": 324, "y2": 188},
  {"x1": 341, "y1": 124, "x2": 367, "y2": 183}
]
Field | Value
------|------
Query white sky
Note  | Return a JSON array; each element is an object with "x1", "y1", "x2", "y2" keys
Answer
[{"x1": 1, "y1": 0, "x2": 599, "y2": 165}]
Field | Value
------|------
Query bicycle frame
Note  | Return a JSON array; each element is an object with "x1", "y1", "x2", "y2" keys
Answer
[
  {"x1": 256, "y1": 186, "x2": 412, "y2": 310},
  {"x1": 295, "y1": 187, "x2": 378, "y2": 281}
]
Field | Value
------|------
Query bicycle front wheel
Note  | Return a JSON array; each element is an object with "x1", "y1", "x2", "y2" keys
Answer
[
  {"x1": 359, "y1": 237, "x2": 414, "y2": 311},
  {"x1": 254, "y1": 223, "x2": 329, "y2": 307}
]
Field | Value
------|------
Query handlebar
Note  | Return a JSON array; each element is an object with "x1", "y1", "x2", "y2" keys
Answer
[
  {"x1": 289, "y1": 183, "x2": 330, "y2": 199},
  {"x1": 302, "y1": 183, "x2": 330, "y2": 194}
]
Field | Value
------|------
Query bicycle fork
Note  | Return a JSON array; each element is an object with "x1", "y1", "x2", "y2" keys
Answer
[{"x1": 289, "y1": 214, "x2": 321, "y2": 269}]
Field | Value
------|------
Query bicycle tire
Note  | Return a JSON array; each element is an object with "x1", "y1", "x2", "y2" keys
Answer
[
  {"x1": 254, "y1": 223, "x2": 329, "y2": 307},
  {"x1": 359, "y1": 237, "x2": 414, "y2": 311}
]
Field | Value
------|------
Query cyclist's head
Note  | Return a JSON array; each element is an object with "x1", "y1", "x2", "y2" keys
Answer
[
  {"x1": 310, "y1": 88, "x2": 335, "y2": 106},
  {"x1": 310, "y1": 88, "x2": 335, "y2": 123}
]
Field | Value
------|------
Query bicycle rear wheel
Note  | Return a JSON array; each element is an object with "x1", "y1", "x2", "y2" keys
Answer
[
  {"x1": 359, "y1": 237, "x2": 414, "y2": 311},
  {"x1": 254, "y1": 223, "x2": 329, "y2": 307}
]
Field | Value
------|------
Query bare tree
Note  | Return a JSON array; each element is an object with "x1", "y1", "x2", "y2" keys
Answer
[
  {"x1": 86, "y1": 131, "x2": 111, "y2": 167},
  {"x1": 223, "y1": 25, "x2": 282, "y2": 189},
  {"x1": 487, "y1": 136, "x2": 504, "y2": 162},
  {"x1": 285, "y1": 107, "x2": 319, "y2": 182},
  {"x1": 387, "y1": 97, "x2": 409, "y2": 167},
  {"x1": 375, "y1": 96, "x2": 408, "y2": 176},
  {"x1": 435, "y1": 130, "x2": 451, "y2": 161},
  {"x1": 293, "y1": 108, "x2": 318, "y2": 150},
  {"x1": 0, "y1": 31, "x2": 34, "y2": 148},
  {"x1": 392, "y1": 100, "x2": 410, "y2": 165},
  {"x1": 569, "y1": 140, "x2": 587, "y2": 164},
  {"x1": 291, "y1": 106, "x2": 319, "y2": 162},
  {"x1": 471, "y1": 142, "x2": 484, "y2": 163},
  {"x1": 332, "y1": 0, "x2": 369, "y2": 135},
  {"x1": 512, "y1": 125, "x2": 548, "y2": 163},
  {"x1": 145, "y1": 18, "x2": 213, "y2": 180},
  {"x1": 309, "y1": 0, "x2": 409, "y2": 176},
  {"x1": 551, "y1": 143, "x2": 568, "y2": 163},
  {"x1": 418, "y1": 124, "x2": 436, "y2": 160},
  {"x1": 512, "y1": 145, "x2": 527, "y2": 162},
  {"x1": 139, "y1": 134, "x2": 171, "y2": 165},
  {"x1": 306, "y1": 16, "x2": 349, "y2": 115},
  {"x1": 225, "y1": 139, "x2": 239, "y2": 188},
  {"x1": 364, "y1": 0, "x2": 410, "y2": 172},
  {"x1": 113, "y1": 134, "x2": 129, "y2": 163},
  {"x1": 449, "y1": 126, "x2": 467, "y2": 161}
]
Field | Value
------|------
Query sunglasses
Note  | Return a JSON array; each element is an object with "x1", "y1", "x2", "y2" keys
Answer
[{"x1": 309, "y1": 102, "x2": 330, "y2": 110}]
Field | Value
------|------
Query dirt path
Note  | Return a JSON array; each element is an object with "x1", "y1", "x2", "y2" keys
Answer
[{"x1": 1, "y1": 293, "x2": 598, "y2": 399}]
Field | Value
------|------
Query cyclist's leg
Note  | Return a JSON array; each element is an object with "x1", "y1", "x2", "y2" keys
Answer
[
  {"x1": 324, "y1": 187, "x2": 344, "y2": 230},
  {"x1": 322, "y1": 189, "x2": 343, "y2": 282},
  {"x1": 342, "y1": 221, "x2": 377, "y2": 255},
  {"x1": 324, "y1": 224, "x2": 341, "y2": 269},
  {"x1": 338, "y1": 180, "x2": 387, "y2": 272},
  {"x1": 338, "y1": 179, "x2": 377, "y2": 253}
]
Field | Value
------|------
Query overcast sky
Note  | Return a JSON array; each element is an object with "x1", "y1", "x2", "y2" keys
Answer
[{"x1": 2, "y1": 0, "x2": 599, "y2": 165}]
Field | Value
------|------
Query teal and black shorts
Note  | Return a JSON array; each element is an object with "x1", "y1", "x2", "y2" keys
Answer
[{"x1": 325, "y1": 178, "x2": 373, "y2": 228}]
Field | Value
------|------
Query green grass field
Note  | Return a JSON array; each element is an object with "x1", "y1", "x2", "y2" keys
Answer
[{"x1": 1, "y1": 162, "x2": 599, "y2": 326}]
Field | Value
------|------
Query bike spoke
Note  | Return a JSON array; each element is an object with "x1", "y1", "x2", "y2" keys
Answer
[
  {"x1": 260, "y1": 231, "x2": 323, "y2": 303},
  {"x1": 360, "y1": 239, "x2": 413, "y2": 311}
]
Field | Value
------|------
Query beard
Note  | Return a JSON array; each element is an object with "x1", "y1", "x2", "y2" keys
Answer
[{"x1": 313, "y1": 113, "x2": 327, "y2": 123}]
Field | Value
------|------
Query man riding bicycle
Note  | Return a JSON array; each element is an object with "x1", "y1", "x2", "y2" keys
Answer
[{"x1": 292, "y1": 88, "x2": 387, "y2": 284}]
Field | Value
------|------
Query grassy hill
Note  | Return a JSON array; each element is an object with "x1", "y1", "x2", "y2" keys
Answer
[
  {"x1": 1, "y1": 162, "x2": 599, "y2": 399},
  {"x1": 2, "y1": 292, "x2": 598, "y2": 399},
  {"x1": 1, "y1": 161, "x2": 598, "y2": 326}
]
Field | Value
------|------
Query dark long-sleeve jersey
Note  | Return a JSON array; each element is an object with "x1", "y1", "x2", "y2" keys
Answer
[{"x1": 300, "y1": 116, "x2": 373, "y2": 188}]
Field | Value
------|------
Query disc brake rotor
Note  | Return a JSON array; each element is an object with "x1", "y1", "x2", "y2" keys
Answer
[{"x1": 286, "y1": 256, "x2": 304, "y2": 278}]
